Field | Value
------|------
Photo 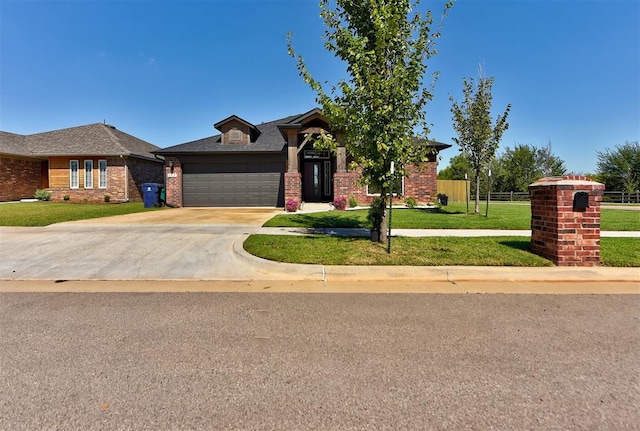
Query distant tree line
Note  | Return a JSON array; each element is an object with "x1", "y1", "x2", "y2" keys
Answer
[
  {"x1": 438, "y1": 142, "x2": 566, "y2": 194},
  {"x1": 439, "y1": 141, "x2": 640, "y2": 196}
]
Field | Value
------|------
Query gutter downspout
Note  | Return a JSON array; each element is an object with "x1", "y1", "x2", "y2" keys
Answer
[{"x1": 120, "y1": 155, "x2": 129, "y2": 202}]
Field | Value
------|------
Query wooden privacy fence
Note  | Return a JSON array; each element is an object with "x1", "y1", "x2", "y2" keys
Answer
[{"x1": 437, "y1": 180, "x2": 470, "y2": 202}]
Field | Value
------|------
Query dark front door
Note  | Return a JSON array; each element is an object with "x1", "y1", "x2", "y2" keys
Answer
[{"x1": 303, "y1": 160, "x2": 332, "y2": 202}]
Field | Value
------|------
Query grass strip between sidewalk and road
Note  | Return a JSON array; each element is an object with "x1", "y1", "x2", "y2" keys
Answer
[
  {"x1": 264, "y1": 202, "x2": 639, "y2": 231},
  {"x1": 244, "y1": 235, "x2": 639, "y2": 267}
]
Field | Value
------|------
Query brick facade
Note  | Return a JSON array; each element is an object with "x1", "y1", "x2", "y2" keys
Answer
[
  {"x1": 47, "y1": 156, "x2": 163, "y2": 203},
  {"x1": 331, "y1": 162, "x2": 439, "y2": 207},
  {"x1": 284, "y1": 172, "x2": 302, "y2": 208},
  {"x1": 0, "y1": 156, "x2": 43, "y2": 201},
  {"x1": 164, "y1": 157, "x2": 183, "y2": 207},
  {"x1": 529, "y1": 175, "x2": 605, "y2": 266}
]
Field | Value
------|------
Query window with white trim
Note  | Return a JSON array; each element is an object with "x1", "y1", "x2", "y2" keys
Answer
[
  {"x1": 366, "y1": 176, "x2": 405, "y2": 196},
  {"x1": 70, "y1": 160, "x2": 79, "y2": 189},
  {"x1": 84, "y1": 160, "x2": 94, "y2": 189},
  {"x1": 98, "y1": 159, "x2": 107, "y2": 188}
]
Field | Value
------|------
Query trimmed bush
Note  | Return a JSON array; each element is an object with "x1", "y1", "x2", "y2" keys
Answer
[
  {"x1": 348, "y1": 194, "x2": 358, "y2": 208},
  {"x1": 34, "y1": 189, "x2": 51, "y2": 201},
  {"x1": 405, "y1": 196, "x2": 417, "y2": 208}
]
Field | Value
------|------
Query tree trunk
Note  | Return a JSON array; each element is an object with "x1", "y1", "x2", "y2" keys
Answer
[
  {"x1": 474, "y1": 172, "x2": 481, "y2": 213},
  {"x1": 379, "y1": 196, "x2": 388, "y2": 243}
]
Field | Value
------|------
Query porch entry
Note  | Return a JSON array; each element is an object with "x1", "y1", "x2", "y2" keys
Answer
[{"x1": 302, "y1": 150, "x2": 333, "y2": 202}]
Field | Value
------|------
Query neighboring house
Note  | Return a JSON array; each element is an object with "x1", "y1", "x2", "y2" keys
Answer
[
  {"x1": 0, "y1": 123, "x2": 164, "y2": 202},
  {"x1": 156, "y1": 108, "x2": 450, "y2": 207}
]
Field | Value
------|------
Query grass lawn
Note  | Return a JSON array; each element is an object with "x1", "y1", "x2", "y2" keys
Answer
[
  {"x1": 244, "y1": 235, "x2": 639, "y2": 267},
  {"x1": 264, "y1": 202, "x2": 639, "y2": 231},
  {"x1": 0, "y1": 202, "x2": 165, "y2": 226}
]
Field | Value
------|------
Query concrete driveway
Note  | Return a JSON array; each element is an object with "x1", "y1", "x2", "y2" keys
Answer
[{"x1": 0, "y1": 208, "x2": 324, "y2": 281}]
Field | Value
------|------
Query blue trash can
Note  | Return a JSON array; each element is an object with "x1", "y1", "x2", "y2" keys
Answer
[{"x1": 141, "y1": 183, "x2": 163, "y2": 208}]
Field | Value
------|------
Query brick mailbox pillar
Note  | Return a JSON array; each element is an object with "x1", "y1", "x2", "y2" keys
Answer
[{"x1": 528, "y1": 175, "x2": 605, "y2": 266}]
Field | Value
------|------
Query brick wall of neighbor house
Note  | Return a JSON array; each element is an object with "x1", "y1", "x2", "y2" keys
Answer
[
  {"x1": 164, "y1": 157, "x2": 182, "y2": 207},
  {"x1": 47, "y1": 156, "x2": 163, "y2": 203},
  {"x1": 529, "y1": 175, "x2": 605, "y2": 267},
  {"x1": 0, "y1": 156, "x2": 43, "y2": 201},
  {"x1": 126, "y1": 157, "x2": 164, "y2": 201}
]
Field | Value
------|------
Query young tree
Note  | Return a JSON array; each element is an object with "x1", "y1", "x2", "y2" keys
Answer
[
  {"x1": 450, "y1": 75, "x2": 511, "y2": 213},
  {"x1": 288, "y1": 0, "x2": 453, "y2": 242},
  {"x1": 596, "y1": 141, "x2": 640, "y2": 195}
]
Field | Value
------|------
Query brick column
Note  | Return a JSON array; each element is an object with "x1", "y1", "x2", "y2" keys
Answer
[
  {"x1": 285, "y1": 172, "x2": 301, "y2": 208},
  {"x1": 164, "y1": 157, "x2": 183, "y2": 207},
  {"x1": 528, "y1": 175, "x2": 605, "y2": 266}
]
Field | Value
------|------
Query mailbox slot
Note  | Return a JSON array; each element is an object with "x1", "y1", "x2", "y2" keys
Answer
[{"x1": 573, "y1": 191, "x2": 589, "y2": 211}]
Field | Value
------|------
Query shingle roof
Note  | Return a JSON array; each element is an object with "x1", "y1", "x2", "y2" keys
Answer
[
  {"x1": 156, "y1": 114, "x2": 301, "y2": 154},
  {"x1": 0, "y1": 123, "x2": 162, "y2": 161},
  {"x1": 155, "y1": 109, "x2": 453, "y2": 155},
  {"x1": 0, "y1": 131, "x2": 30, "y2": 156}
]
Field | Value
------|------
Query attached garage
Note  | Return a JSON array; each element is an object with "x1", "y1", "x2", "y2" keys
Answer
[{"x1": 182, "y1": 157, "x2": 285, "y2": 207}]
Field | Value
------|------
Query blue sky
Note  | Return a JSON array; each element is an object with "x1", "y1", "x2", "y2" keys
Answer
[{"x1": 1, "y1": 0, "x2": 638, "y2": 174}]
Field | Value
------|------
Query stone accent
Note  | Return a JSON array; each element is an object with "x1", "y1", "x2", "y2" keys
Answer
[
  {"x1": 0, "y1": 156, "x2": 43, "y2": 201},
  {"x1": 284, "y1": 172, "x2": 302, "y2": 208},
  {"x1": 529, "y1": 175, "x2": 605, "y2": 266}
]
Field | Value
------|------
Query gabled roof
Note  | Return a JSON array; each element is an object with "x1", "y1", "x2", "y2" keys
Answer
[
  {"x1": 156, "y1": 114, "x2": 301, "y2": 154},
  {"x1": 0, "y1": 123, "x2": 162, "y2": 161},
  {"x1": 213, "y1": 115, "x2": 257, "y2": 132}
]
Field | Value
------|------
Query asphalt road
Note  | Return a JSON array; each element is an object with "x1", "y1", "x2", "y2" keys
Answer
[{"x1": 1, "y1": 291, "x2": 638, "y2": 430}]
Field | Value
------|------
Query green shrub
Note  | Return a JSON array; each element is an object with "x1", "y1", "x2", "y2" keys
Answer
[
  {"x1": 63, "y1": 195, "x2": 70, "y2": 201},
  {"x1": 34, "y1": 189, "x2": 51, "y2": 201},
  {"x1": 404, "y1": 196, "x2": 417, "y2": 208},
  {"x1": 367, "y1": 197, "x2": 385, "y2": 231},
  {"x1": 348, "y1": 195, "x2": 358, "y2": 208},
  {"x1": 104, "y1": 195, "x2": 111, "y2": 203}
]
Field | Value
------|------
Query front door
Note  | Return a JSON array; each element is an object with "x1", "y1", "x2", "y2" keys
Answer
[{"x1": 303, "y1": 160, "x2": 332, "y2": 202}]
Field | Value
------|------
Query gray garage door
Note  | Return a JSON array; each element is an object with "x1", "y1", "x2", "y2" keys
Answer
[{"x1": 182, "y1": 161, "x2": 285, "y2": 207}]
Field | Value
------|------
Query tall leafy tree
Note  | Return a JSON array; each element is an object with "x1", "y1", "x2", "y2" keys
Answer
[
  {"x1": 450, "y1": 75, "x2": 511, "y2": 213},
  {"x1": 493, "y1": 143, "x2": 566, "y2": 192},
  {"x1": 437, "y1": 153, "x2": 471, "y2": 180},
  {"x1": 596, "y1": 141, "x2": 640, "y2": 195},
  {"x1": 288, "y1": 0, "x2": 453, "y2": 242}
]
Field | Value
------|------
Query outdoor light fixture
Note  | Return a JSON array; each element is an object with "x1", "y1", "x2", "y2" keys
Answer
[{"x1": 169, "y1": 160, "x2": 174, "y2": 172}]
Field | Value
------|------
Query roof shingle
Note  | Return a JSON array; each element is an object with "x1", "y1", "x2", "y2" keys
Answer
[{"x1": 0, "y1": 123, "x2": 161, "y2": 161}]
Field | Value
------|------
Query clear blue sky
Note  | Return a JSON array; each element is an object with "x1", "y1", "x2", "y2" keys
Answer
[{"x1": 1, "y1": 0, "x2": 638, "y2": 174}]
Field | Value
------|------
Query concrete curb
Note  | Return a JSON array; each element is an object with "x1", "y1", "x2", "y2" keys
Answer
[
  {"x1": 233, "y1": 235, "x2": 325, "y2": 281},
  {"x1": 235, "y1": 235, "x2": 640, "y2": 283}
]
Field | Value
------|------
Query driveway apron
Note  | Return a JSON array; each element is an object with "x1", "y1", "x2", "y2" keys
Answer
[{"x1": 0, "y1": 208, "x2": 298, "y2": 281}]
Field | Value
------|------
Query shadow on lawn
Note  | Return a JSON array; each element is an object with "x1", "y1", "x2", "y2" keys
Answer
[
  {"x1": 286, "y1": 213, "x2": 365, "y2": 228},
  {"x1": 498, "y1": 239, "x2": 532, "y2": 252},
  {"x1": 415, "y1": 207, "x2": 466, "y2": 215}
]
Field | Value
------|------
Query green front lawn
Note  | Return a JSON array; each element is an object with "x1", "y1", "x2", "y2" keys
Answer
[
  {"x1": 0, "y1": 202, "x2": 165, "y2": 226},
  {"x1": 264, "y1": 202, "x2": 639, "y2": 231},
  {"x1": 244, "y1": 235, "x2": 639, "y2": 267}
]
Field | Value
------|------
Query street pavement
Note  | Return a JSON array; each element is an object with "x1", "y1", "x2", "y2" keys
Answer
[
  {"x1": 1, "y1": 292, "x2": 638, "y2": 430},
  {"x1": 1, "y1": 207, "x2": 638, "y2": 430}
]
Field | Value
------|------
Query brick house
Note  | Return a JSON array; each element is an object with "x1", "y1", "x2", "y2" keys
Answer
[
  {"x1": 0, "y1": 123, "x2": 164, "y2": 202},
  {"x1": 156, "y1": 109, "x2": 450, "y2": 207}
]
